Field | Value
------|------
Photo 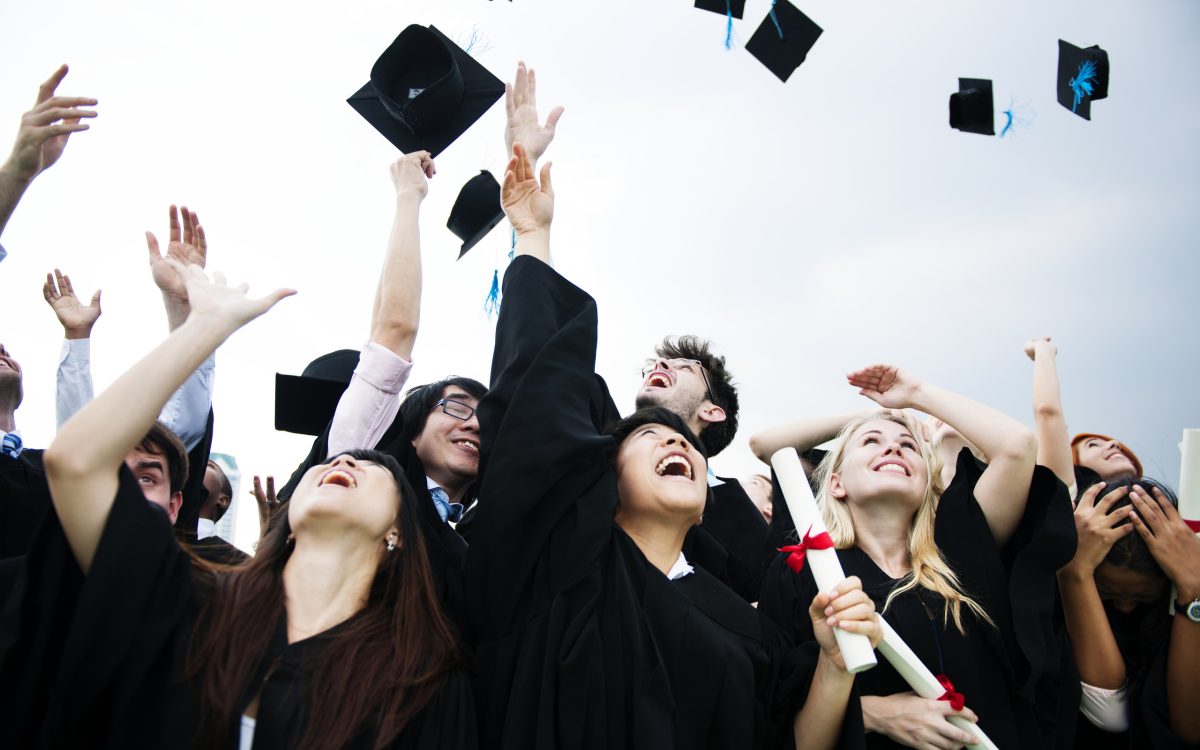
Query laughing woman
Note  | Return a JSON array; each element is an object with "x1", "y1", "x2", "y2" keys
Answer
[
  {"x1": 0, "y1": 264, "x2": 476, "y2": 749},
  {"x1": 465, "y1": 144, "x2": 881, "y2": 750},
  {"x1": 756, "y1": 368, "x2": 1076, "y2": 750}
]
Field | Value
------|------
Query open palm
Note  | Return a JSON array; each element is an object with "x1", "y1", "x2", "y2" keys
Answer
[
  {"x1": 847, "y1": 364, "x2": 922, "y2": 409},
  {"x1": 43, "y1": 268, "x2": 100, "y2": 332},
  {"x1": 501, "y1": 143, "x2": 554, "y2": 235},
  {"x1": 147, "y1": 205, "x2": 207, "y2": 301}
]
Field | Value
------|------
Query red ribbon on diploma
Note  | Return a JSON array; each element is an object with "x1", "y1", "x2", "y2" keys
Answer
[
  {"x1": 936, "y1": 674, "x2": 966, "y2": 711},
  {"x1": 779, "y1": 525, "x2": 835, "y2": 573},
  {"x1": 1185, "y1": 519, "x2": 1200, "y2": 533}
]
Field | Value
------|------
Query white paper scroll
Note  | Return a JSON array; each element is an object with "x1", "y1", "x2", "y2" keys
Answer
[
  {"x1": 1178, "y1": 429, "x2": 1200, "y2": 530},
  {"x1": 771, "y1": 448, "x2": 877, "y2": 674},
  {"x1": 877, "y1": 619, "x2": 999, "y2": 750}
]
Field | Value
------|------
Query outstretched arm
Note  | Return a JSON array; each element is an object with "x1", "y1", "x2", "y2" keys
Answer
[
  {"x1": 502, "y1": 143, "x2": 553, "y2": 264},
  {"x1": 749, "y1": 410, "x2": 875, "y2": 464},
  {"x1": 849, "y1": 364, "x2": 1036, "y2": 546},
  {"x1": 504, "y1": 61, "x2": 563, "y2": 167},
  {"x1": 370, "y1": 151, "x2": 433, "y2": 357},
  {"x1": 44, "y1": 263, "x2": 293, "y2": 572},
  {"x1": 0, "y1": 65, "x2": 97, "y2": 241},
  {"x1": 44, "y1": 268, "x2": 101, "y2": 428},
  {"x1": 1025, "y1": 337, "x2": 1075, "y2": 490}
]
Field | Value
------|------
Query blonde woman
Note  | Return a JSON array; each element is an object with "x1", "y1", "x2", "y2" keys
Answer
[{"x1": 755, "y1": 365, "x2": 1076, "y2": 750}]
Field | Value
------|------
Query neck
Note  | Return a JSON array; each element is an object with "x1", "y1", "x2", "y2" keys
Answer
[
  {"x1": 428, "y1": 469, "x2": 470, "y2": 505},
  {"x1": 615, "y1": 512, "x2": 690, "y2": 576},
  {"x1": 0, "y1": 395, "x2": 17, "y2": 433},
  {"x1": 282, "y1": 531, "x2": 380, "y2": 643},
  {"x1": 847, "y1": 502, "x2": 913, "y2": 579}
]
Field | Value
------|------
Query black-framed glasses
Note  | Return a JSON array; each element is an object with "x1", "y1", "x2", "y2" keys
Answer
[
  {"x1": 436, "y1": 398, "x2": 477, "y2": 421},
  {"x1": 641, "y1": 358, "x2": 716, "y2": 405}
]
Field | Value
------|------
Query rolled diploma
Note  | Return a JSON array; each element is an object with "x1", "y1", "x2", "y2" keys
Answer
[
  {"x1": 771, "y1": 448, "x2": 877, "y2": 674},
  {"x1": 1179, "y1": 429, "x2": 1200, "y2": 530},
  {"x1": 877, "y1": 619, "x2": 999, "y2": 750}
]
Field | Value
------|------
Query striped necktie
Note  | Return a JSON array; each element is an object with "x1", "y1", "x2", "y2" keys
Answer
[
  {"x1": 1, "y1": 432, "x2": 23, "y2": 459},
  {"x1": 430, "y1": 486, "x2": 464, "y2": 524}
]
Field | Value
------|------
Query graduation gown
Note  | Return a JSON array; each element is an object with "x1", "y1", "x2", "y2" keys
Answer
[
  {"x1": 467, "y1": 256, "x2": 834, "y2": 750},
  {"x1": 0, "y1": 448, "x2": 51, "y2": 559},
  {"x1": 188, "y1": 534, "x2": 250, "y2": 565},
  {"x1": 759, "y1": 449, "x2": 1078, "y2": 750},
  {"x1": 0, "y1": 466, "x2": 477, "y2": 749},
  {"x1": 684, "y1": 477, "x2": 772, "y2": 602}
]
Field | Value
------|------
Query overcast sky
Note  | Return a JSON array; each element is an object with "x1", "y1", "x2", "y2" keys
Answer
[{"x1": 1, "y1": 0, "x2": 1197, "y2": 549}]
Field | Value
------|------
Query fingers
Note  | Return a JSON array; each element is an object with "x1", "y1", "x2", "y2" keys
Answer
[
  {"x1": 528, "y1": 67, "x2": 537, "y2": 106},
  {"x1": 539, "y1": 161, "x2": 554, "y2": 197},
  {"x1": 504, "y1": 82, "x2": 514, "y2": 117},
  {"x1": 181, "y1": 205, "x2": 194, "y2": 246},
  {"x1": 196, "y1": 222, "x2": 207, "y2": 256},
  {"x1": 512, "y1": 143, "x2": 530, "y2": 181},
  {"x1": 514, "y1": 61, "x2": 527, "y2": 104},
  {"x1": 57, "y1": 268, "x2": 74, "y2": 297},
  {"x1": 37, "y1": 65, "x2": 71, "y2": 104},
  {"x1": 1077, "y1": 481, "x2": 1107, "y2": 510},
  {"x1": 1096, "y1": 484, "x2": 1129, "y2": 512},
  {"x1": 544, "y1": 105, "x2": 564, "y2": 132},
  {"x1": 1129, "y1": 487, "x2": 1165, "y2": 535},
  {"x1": 25, "y1": 104, "x2": 98, "y2": 127},
  {"x1": 90, "y1": 289, "x2": 102, "y2": 311},
  {"x1": 168, "y1": 205, "x2": 181, "y2": 243},
  {"x1": 266, "y1": 475, "x2": 276, "y2": 501},
  {"x1": 42, "y1": 273, "x2": 56, "y2": 302}
]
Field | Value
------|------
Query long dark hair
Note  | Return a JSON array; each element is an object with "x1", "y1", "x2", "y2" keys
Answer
[{"x1": 188, "y1": 449, "x2": 463, "y2": 749}]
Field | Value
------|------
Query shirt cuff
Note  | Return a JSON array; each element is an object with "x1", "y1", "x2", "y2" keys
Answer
[
  {"x1": 58, "y1": 336, "x2": 92, "y2": 364},
  {"x1": 357, "y1": 340, "x2": 414, "y2": 393}
]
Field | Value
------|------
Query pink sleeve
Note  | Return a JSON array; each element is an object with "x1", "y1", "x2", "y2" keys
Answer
[{"x1": 327, "y1": 341, "x2": 413, "y2": 457}]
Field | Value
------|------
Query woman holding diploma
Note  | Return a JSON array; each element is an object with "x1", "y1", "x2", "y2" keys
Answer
[
  {"x1": 0, "y1": 264, "x2": 477, "y2": 749},
  {"x1": 465, "y1": 144, "x2": 881, "y2": 750},
  {"x1": 756, "y1": 366, "x2": 1075, "y2": 750}
]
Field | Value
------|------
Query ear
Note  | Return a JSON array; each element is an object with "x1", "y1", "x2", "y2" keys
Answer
[
  {"x1": 696, "y1": 402, "x2": 726, "y2": 426},
  {"x1": 828, "y1": 472, "x2": 848, "y2": 501},
  {"x1": 168, "y1": 491, "x2": 184, "y2": 525},
  {"x1": 216, "y1": 494, "x2": 231, "y2": 512},
  {"x1": 386, "y1": 528, "x2": 401, "y2": 551}
]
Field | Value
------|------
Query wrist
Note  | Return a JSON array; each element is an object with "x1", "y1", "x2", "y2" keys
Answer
[
  {"x1": 63, "y1": 326, "x2": 93, "y2": 340},
  {"x1": 1059, "y1": 561, "x2": 1098, "y2": 583},
  {"x1": 0, "y1": 160, "x2": 34, "y2": 192},
  {"x1": 860, "y1": 695, "x2": 883, "y2": 734}
]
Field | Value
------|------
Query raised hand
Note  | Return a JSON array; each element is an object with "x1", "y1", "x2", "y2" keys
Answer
[
  {"x1": 501, "y1": 143, "x2": 553, "y2": 236},
  {"x1": 862, "y1": 691, "x2": 980, "y2": 750},
  {"x1": 808, "y1": 576, "x2": 882, "y2": 672},
  {"x1": 5, "y1": 65, "x2": 97, "y2": 183},
  {"x1": 251, "y1": 474, "x2": 280, "y2": 540},
  {"x1": 1067, "y1": 482, "x2": 1135, "y2": 573},
  {"x1": 1023, "y1": 336, "x2": 1055, "y2": 361},
  {"x1": 147, "y1": 205, "x2": 207, "y2": 303},
  {"x1": 170, "y1": 261, "x2": 295, "y2": 333},
  {"x1": 389, "y1": 151, "x2": 435, "y2": 199},
  {"x1": 504, "y1": 62, "x2": 564, "y2": 165},
  {"x1": 42, "y1": 268, "x2": 101, "y2": 339},
  {"x1": 1129, "y1": 484, "x2": 1200, "y2": 597},
  {"x1": 847, "y1": 364, "x2": 924, "y2": 410}
]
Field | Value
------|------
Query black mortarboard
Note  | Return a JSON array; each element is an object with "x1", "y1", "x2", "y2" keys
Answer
[
  {"x1": 275, "y1": 350, "x2": 359, "y2": 436},
  {"x1": 744, "y1": 1, "x2": 823, "y2": 83},
  {"x1": 695, "y1": 0, "x2": 746, "y2": 19},
  {"x1": 447, "y1": 170, "x2": 505, "y2": 260},
  {"x1": 949, "y1": 78, "x2": 995, "y2": 136},
  {"x1": 1057, "y1": 40, "x2": 1109, "y2": 120},
  {"x1": 348, "y1": 25, "x2": 505, "y2": 157}
]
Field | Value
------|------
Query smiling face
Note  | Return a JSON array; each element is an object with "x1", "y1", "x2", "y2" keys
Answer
[
  {"x1": 0, "y1": 342, "x2": 24, "y2": 410},
  {"x1": 829, "y1": 419, "x2": 928, "y2": 513},
  {"x1": 1075, "y1": 437, "x2": 1138, "y2": 480},
  {"x1": 614, "y1": 422, "x2": 708, "y2": 528},
  {"x1": 634, "y1": 358, "x2": 712, "y2": 431},
  {"x1": 289, "y1": 453, "x2": 401, "y2": 546},
  {"x1": 411, "y1": 387, "x2": 480, "y2": 491}
]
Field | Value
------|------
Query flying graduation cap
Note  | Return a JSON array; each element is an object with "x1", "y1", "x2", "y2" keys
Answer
[
  {"x1": 1057, "y1": 40, "x2": 1109, "y2": 120},
  {"x1": 949, "y1": 78, "x2": 995, "y2": 136},
  {"x1": 695, "y1": 0, "x2": 746, "y2": 18},
  {"x1": 745, "y1": 1, "x2": 823, "y2": 82},
  {"x1": 447, "y1": 170, "x2": 505, "y2": 259},
  {"x1": 348, "y1": 25, "x2": 505, "y2": 156}
]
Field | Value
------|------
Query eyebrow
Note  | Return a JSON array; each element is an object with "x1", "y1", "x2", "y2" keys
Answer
[
  {"x1": 134, "y1": 460, "x2": 164, "y2": 473},
  {"x1": 860, "y1": 429, "x2": 918, "y2": 442}
]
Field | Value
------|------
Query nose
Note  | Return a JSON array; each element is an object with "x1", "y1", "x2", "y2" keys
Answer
[
  {"x1": 1112, "y1": 598, "x2": 1138, "y2": 614},
  {"x1": 330, "y1": 454, "x2": 359, "y2": 469},
  {"x1": 663, "y1": 433, "x2": 692, "y2": 452}
]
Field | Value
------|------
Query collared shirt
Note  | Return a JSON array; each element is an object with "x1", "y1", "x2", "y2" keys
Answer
[
  {"x1": 0, "y1": 427, "x2": 24, "y2": 458},
  {"x1": 427, "y1": 476, "x2": 464, "y2": 524},
  {"x1": 56, "y1": 338, "x2": 215, "y2": 451},
  {"x1": 706, "y1": 466, "x2": 724, "y2": 487},
  {"x1": 327, "y1": 341, "x2": 413, "y2": 457},
  {"x1": 197, "y1": 518, "x2": 218, "y2": 541},
  {"x1": 666, "y1": 551, "x2": 695, "y2": 581}
]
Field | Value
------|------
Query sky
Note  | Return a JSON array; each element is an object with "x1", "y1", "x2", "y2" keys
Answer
[{"x1": 1, "y1": 0, "x2": 1197, "y2": 550}]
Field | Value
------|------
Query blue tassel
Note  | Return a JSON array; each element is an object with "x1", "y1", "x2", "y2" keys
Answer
[
  {"x1": 1000, "y1": 107, "x2": 1015, "y2": 138},
  {"x1": 725, "y1": 0, "x2": 733, "y2": 49},
  {"x1": 484, "y1": 269, "x2": 501, "y2": 318},
  {"x1": 769, "y1": 0, "x2": 784, "y2": 39},
  {"x1": 1069, "y1": 59, "x2": 1097, "y2": 112},
  {"x1": 463, "y1": 25, "x2": 492, "y2": 55}
]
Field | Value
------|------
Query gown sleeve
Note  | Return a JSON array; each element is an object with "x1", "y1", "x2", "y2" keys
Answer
[
  {"x1": 467, "y1": 256, "x2": 618, "y2": 640},
  {"x1": 0, "y1": 465, "x2": 200, "y2": 747}
]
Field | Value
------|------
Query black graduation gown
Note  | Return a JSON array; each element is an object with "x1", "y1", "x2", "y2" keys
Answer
[
  {"x1": 0, "y1": 447, "x2": 51, "y2": 559},
  {"x1": 277, "y1": 411, "x2": 470, "y2": 633},
  {"x1": 684, "y1": 478, "x2": 772, "y2": 602},
  {"x1": 175, "y1": 409, "x2": 216, "y2": 540},
  {"x1": 467, "y1": 256, "x2": 834, "y2": 750},
  {"x1": 759, "y1": 449, "x2": 1078, "y2": 750},
  {"x1": 188, "y1": 534, "x2": 251, "y2": 565},
  {"x1": 0, "y1": 466, "x2": 477, "y2": 749}
]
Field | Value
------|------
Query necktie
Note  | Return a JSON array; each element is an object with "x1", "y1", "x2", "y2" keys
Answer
[
  {"x1": 1, "y1": 432, "x2": 22, "y2": 459},
  {"x1": 430, "y1": 487, "x2": 464, "y2": 524}
]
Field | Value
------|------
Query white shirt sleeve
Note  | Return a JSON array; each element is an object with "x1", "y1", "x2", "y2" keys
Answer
[
  {"x1": 158, "y1": 354, "x2": 215, "y2": 451},
  {"x1": 327, "y1": 341, "x2": 413, "y2": 458},
  {"x1": 56, "y1": 338, "x2": 94, "y2": 430},
  {"x1": 1079, "y1": 680, "x2": 1130, "y2": 733}
]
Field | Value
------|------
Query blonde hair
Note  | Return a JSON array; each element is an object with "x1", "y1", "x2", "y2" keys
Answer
[{"x1": 814, "y1": 411, "x2": 993, "y2": 633}]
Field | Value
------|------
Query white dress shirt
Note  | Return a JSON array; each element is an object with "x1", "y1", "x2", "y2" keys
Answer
[{"x1": 327, "y1": 341, "x2": 414, "y2": 458}]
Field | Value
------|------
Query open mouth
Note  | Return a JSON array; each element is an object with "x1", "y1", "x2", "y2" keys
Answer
[
  {"x1": 874, "y1": 461, "x2": 910, "y2": 477},
  {"x1": 645, "y1": 371, "x2": 672, "y2": 388},
  {"x1": 320, "y1": 469, "x2": 357, "y2": 488},
  {"x1": 453, "y1": 439, "x2": 479, "y2": 454},
  {"x1": 655, "y1": 454, "x2": 694, "y2": 480}
]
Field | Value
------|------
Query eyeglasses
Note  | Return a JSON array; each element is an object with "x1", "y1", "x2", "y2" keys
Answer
[
  {"x1": 435, "y1": 398, "x2": 476, "y2": 421},
  {"x1": 641, "y1": 358, "x2": 716, "y2": 405}
]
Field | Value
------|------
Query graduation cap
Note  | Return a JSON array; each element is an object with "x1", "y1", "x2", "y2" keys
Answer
[
  {"x1": 348, "y1": 25, "x2": 505, "y2": 157},
  {"x1": 949, "y1": 78, "x2": 995, "y2": 136},
  {"x1": 447, "y1": 170, "x2": 505, "y2": 260},
  {"x1": 695, "y1": 0, "x2": 745, "y2": 19},
  {"x1": 1057, "y1": 40, "x2": 1109, "y2": 120},
  {"x1": 745, "y1": 1, "x2": 823, "y2": 83},
  {"x1": 275, "y1": 350, "x2": 359, "y2": 436}
]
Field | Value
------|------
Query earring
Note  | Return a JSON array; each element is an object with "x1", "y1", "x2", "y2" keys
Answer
[
  {"x1": 386, "y1": 538, "x2": 396, "y2": 552},
  {"x1": 286, "y1": 533, "x2": 295, "y2": 544}
]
